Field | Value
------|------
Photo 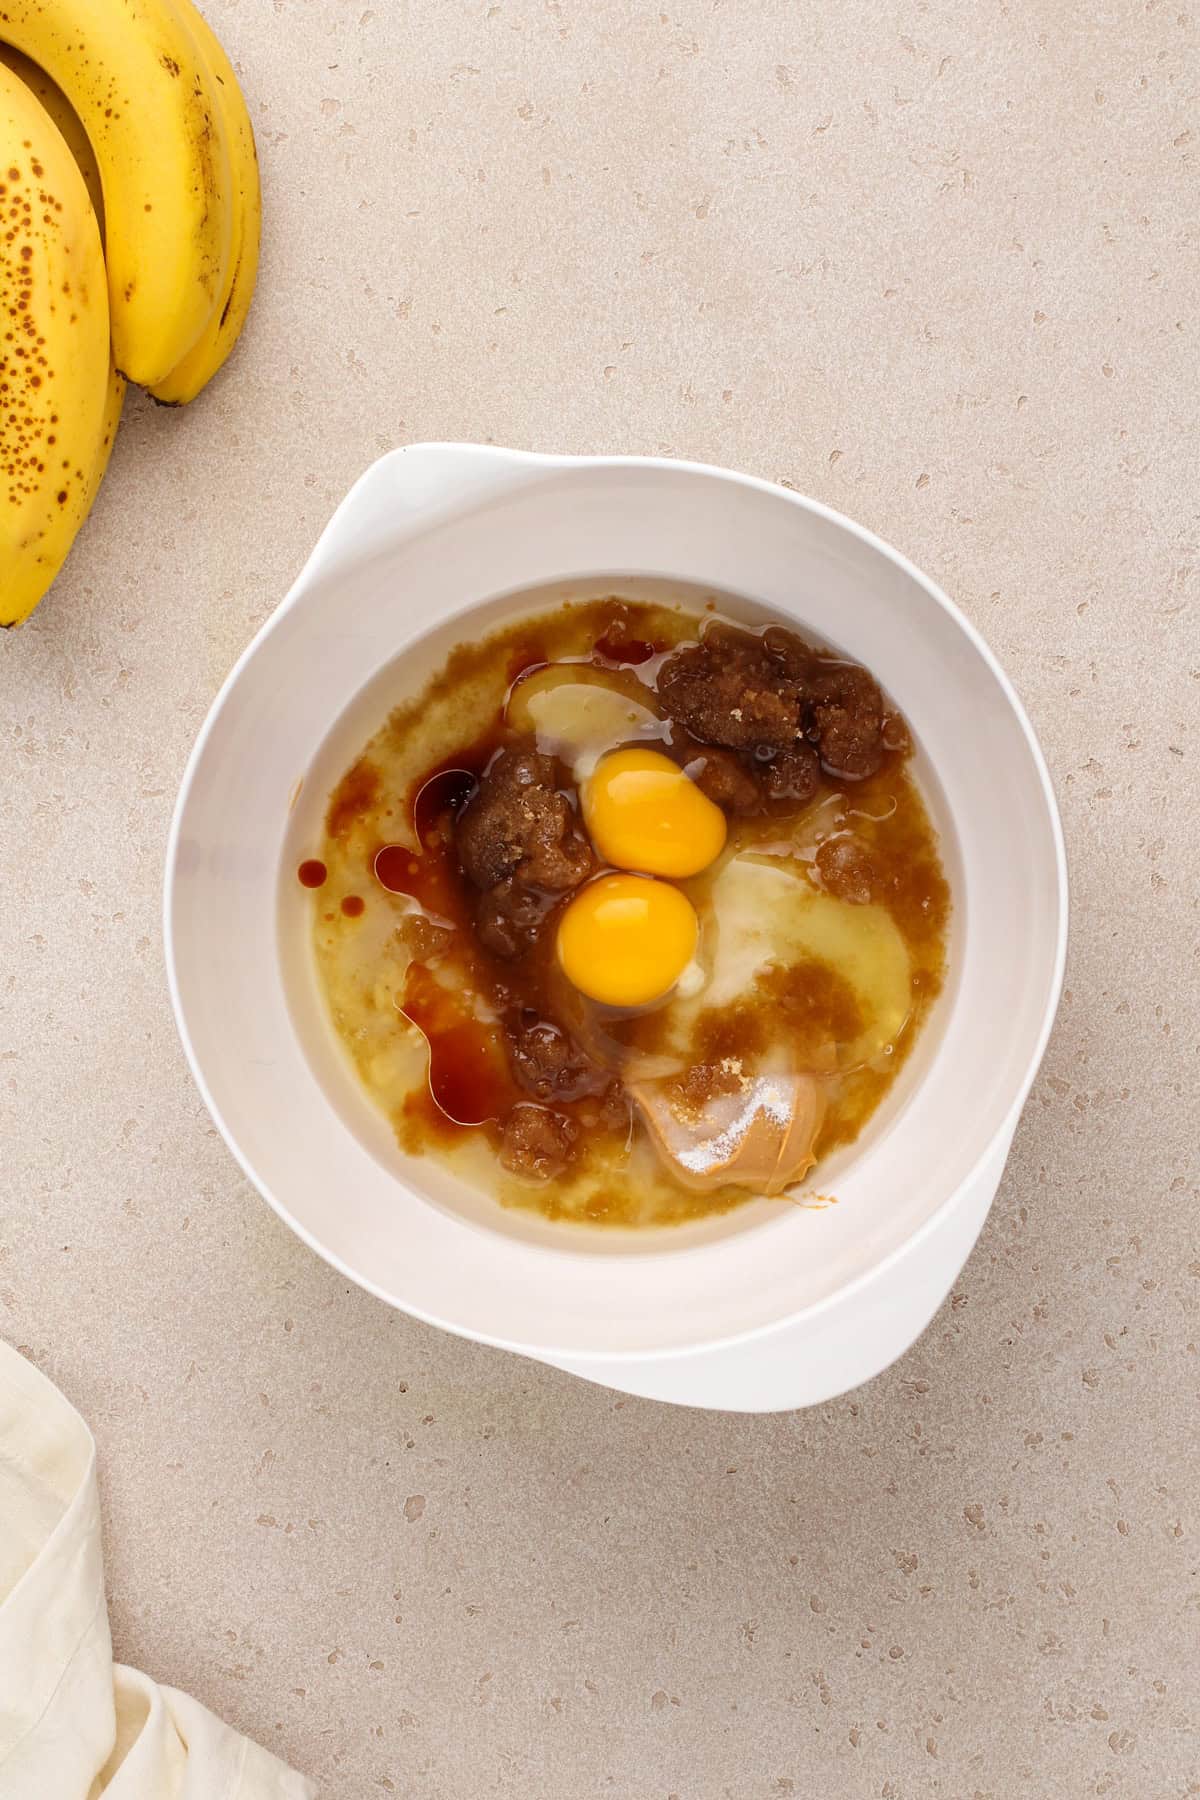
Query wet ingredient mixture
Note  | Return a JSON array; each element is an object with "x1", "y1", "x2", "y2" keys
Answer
[{"x1": 300, "y1": 600, "x2": 951, "y2": 1227}]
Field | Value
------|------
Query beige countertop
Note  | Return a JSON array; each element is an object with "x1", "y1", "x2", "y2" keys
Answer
[{"x1": 3, "y1": 1, "x2": 1197, "y2": 1794}]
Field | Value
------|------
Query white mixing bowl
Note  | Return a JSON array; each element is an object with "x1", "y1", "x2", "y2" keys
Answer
[{"x1": 165, "y1": 444, "x2": 1067, "y2": 1411}]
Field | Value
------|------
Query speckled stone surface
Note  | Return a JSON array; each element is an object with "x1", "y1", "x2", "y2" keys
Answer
[{"x1": 3, "y1": 0, "x2": 1198, "y2": 1794}]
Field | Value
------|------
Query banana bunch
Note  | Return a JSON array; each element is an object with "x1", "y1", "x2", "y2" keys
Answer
[{"x1": 1, "y1": 0, "x2": 260, "y2": 626}]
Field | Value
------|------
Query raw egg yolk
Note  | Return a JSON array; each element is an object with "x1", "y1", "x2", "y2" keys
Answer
[
  {"x1": 556, "y1": 873, "x2": 699, "y2": 1008},
  {"x1": 583, "y1": 747, "x2": 727, "y2": 878}
]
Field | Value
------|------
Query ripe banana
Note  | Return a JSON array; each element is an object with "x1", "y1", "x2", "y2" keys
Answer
[
  {"x1": 150, "y1": 0, "x2": 260, "y2": 404},
  {"x1": 0, "y1": 0, "x2": 234, "y2": 387},
  {"x1": 1, "y1": 62, "x2": 116, "y2": 625},
  {"x1": 0, "y1": 43, "x2": 103, "y2": 228},
  {"x1": 83, "y1": 355, "x2": 127, "y2": 516}
]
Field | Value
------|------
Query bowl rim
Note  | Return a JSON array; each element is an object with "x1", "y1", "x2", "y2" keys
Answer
[{"x1": 163, "y1": 443, "x2": 1069, "y2": 1362}]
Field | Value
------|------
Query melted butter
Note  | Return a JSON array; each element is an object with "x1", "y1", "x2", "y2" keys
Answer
[{"x1": 702, "y1": 857, "x2": 912, "y2": 1071}]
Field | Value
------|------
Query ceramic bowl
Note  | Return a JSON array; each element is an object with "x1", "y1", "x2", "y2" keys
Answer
[{"x1": 165, "y1": 445, "x2": 1067, "y2": 1405}]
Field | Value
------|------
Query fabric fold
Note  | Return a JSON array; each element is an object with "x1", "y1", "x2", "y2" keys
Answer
[{"x1": 0, "y1": 1343, "x2": 315, "y2": 1800}]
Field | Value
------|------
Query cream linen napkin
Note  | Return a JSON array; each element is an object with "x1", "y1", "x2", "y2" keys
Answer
[{"x1": 0, "y1": 1342, "x2": 316, "y2": 1800}]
